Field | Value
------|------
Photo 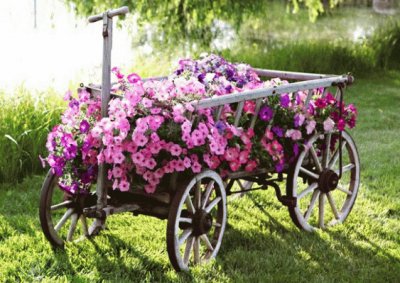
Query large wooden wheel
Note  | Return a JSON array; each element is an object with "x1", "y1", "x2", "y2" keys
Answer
[
  {"x1": 166, "y1": 170, "x2": 227, "y2": 271},
  {"x1": 39, "y1": 170, "x2": 98, "y2": 247},
  {"x1": 286, "y1": 131, "x2": 360, "y2": 231}
]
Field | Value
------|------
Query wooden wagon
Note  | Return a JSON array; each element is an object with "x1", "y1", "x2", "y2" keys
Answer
[{"x1": 39, "y1": 7, "x2": 360, "y2": 272}]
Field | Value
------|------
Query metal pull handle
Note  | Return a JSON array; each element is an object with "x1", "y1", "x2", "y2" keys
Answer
[{"x1": 88, "y1": 6, "x2": 129, "y2": 23}]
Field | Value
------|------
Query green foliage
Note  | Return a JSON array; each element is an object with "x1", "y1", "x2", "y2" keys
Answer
[
  {"x1": 68, "y1": 0, "x2": 266, "y2": 48},
  {"x1": 291, "y1": 0, "x2": 343, "y2": 21},
  {"x1": 370, "y1": 20, "x2": 400, "y2": 70},
  {"x1": 222, "y1": 18, "x2": 400, "y2": 77},
  {"x1": 66, "y1": 0, "x2": 346, "y2": 47},
  {"x1": 0, "y1": 73, "x2": 399, "y2": 280},
  {"x1": 0, "y1": 88, "x2": 64, "y2": 183}
]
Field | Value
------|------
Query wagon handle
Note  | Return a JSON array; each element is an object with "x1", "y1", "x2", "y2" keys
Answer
[
  {"x1": 88, "y1": 6, "x2": 129, "y2": 23},
  {"x1": 87, "y1": 6, "x2": 129, "y2": 236}
]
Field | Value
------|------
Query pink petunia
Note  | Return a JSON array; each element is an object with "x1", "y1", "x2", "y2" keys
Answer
[
  {"x1": 323, "y1": 117, "x2": 335, "y2": 132},
  {"x1": 119, "y1": 180, "x2": 130, "y2": 192},
  {"x1": 245, "y1": 160, "x2": 258, "y2": 172},
  {"x1": 286, "y1": 129, "x2": 302, "y2": 141},
  {"x1": 170, "y1": 144, "x2": 182, "y2": 156},
  {"x1": 306, "y1": 120, "x2": 316, "y2": 135},
  {"x1": 191, "y1": 162, "x2": 202, "y2": 173},
  {"x1": 133, "y1": 133, "x2": 148, "y2": 147},
  {"x1": 229, "y1": 160, "x2": 241, "y2": 171},
  {"x1": 112, "y1": 166, "x2": 123, "y2": 178},
  {"x1": 224, "y1": 147, "x2": 240, "y2": 162}
]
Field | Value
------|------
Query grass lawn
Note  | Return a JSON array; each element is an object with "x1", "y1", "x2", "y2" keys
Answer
[{"x1": 0, "y1": 72, "x2": 399, "y2": 282}]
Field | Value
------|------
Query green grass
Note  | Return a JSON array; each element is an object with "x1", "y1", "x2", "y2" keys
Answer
[
  {"x1": 0, "y1": 87, "x2": 64, "y2": 183},
  {"x1": 0, "y1": 72, "x2": 399, "y2": 282}
]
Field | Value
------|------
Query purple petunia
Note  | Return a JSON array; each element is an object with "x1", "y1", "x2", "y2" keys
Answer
[
  {"x1": 280, "y1": 94, "x2": 290, "y2": 108},
  {"x1": 79, "y1": 120, "x2": 90, "y2": 134},
  {"x1": 272, "y1": 126, "x2": 284, "y2": 137},
  {"x1": 259, "y1": 106, "x2": 274, "y2": 121},
  {"x1": 215, "y1": 121, "x2": 227, "y2": 135}
]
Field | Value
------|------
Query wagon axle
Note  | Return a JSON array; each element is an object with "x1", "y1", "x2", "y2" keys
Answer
[
  {"x1": 192, "y1": 209, "x2": 213, "y2": 236},
  {"x1": 318, "y1": 169, "x2": 339, "y2": 193}
]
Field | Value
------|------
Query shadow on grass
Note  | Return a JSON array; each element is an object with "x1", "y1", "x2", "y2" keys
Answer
[
  {"x1": 86, "y1": 233, "x2": 194, "y2": 282},
  {"x1": 214, "y1": 193, "x2": 400, "y2": 281}
]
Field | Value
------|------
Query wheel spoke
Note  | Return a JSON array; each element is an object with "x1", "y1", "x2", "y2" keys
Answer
[
  {"x1": 195, "y1": 181, "x2": 202, "y2": 209},
  {"x1": 319, "y1": 193, "x2": 325, "y2": 229},
  {"x1": 327, "y1": 192, "x2": 340, "y2": 220},
  {"x1": 178, "y1": 228, "x2": 192, "y2": 246},
  {"x1": 335, "y1": 163, "x2": 355, "y2": 175},
  {"x1": 201, "y1": 180, "x2": 214, "y2": 209},
  {"x1": 298, "y1": 183, "x2": 318, "y2": 200},
  {"x1": 80, "y1": 215, "x2": 89, "y2": 236},
  {"x1": 193, "y1": 237, "x2": 201, "y2": 264},
  {"x1": 67, "y1": 213, "x2": 79, "y2": 241},
  {"x1": 323, "y1": 133, "x2": 332, "y2": 168},
  {"x1": 337, "y1": 184, "x2": 353, "y2": 195},
  {"x1": 213, "y1": 222, "x2": 222, "y2": 228},
  {"x1": 300, "y1": 167, "x2": 319, "y2": 180},
  {"x1": 185, "y1": 195, "x2": 195, "y2": 214},
  {"x1": 328, "y1": 141, "x2": 347, "y2": 169},
  {"x1": 179, "y1": 217, "x2": 193, "y2": 224},
  {"x1": 200, "y1": 234, "x2": 214, "y2": 251},
  {"x1": 205, "y1": 196, "x2": 221, "y2": 213},
  {"x1": 183, "y1": 236, "x2": 194, "y2": 264},
  {"x1": 309, "y1": 146, "x2": 322, "y2": 173},
  {"x1": 51, "y1": 200, "x2": 73, "y2": 211},
  {"x1": 304, "y1": 190, "x2": 320, "y2": 221},
  {"x1": 54, "y1": 208, "x2": 74, "y2": 232}
]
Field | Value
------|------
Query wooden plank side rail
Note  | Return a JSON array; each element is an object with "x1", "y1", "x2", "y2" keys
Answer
[{"x1": 193, "y1": 75, "x2": 351, "y2": 109}]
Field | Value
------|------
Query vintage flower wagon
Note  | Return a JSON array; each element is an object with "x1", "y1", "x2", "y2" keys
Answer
[{"x1": 39, "y1": 7, "x2": 360, "y2": 271}]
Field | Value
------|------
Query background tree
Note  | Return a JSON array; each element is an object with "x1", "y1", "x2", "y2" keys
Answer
[{"x1": 65, "y1": 0, "x2": 343, "y2": 48}]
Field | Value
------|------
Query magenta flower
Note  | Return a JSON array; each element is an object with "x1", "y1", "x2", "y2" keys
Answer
[
  {"x1": 127, "y1": 73, "x2": 141, "y2": 84},
  {"x1": 280, "y1": 94, "x2": 290, "y2": 108},
  {"x1": 79, "y1": 120, "x2": 90, "y2": 133},
  {"x1": 272, "y1": 126, "x2": 284, "y2": 138},
  {"x1": 259, "y1": 106, "x2": 274, "y2": 121},
  {"x1": 315, "y1": 98, "x2": 327, "y2": 109},
  {"x1": 337, "y1": 119, "x2": 346, "y2": 131}
]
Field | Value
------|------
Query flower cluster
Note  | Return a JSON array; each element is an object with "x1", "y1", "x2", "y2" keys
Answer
[
  {"x1": 44, "y1": 89, "x2": 101, "y2": 194},
  {"x1": 43, "y1": 54, "x2": 357, "y2": 194}
]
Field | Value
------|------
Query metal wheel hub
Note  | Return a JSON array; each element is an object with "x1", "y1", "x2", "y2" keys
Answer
[
  {"x1": 192, "y1": 209, "x2": 213, "y2": 236},
  {"x1": 318, "y1": 169, "x2": 339, "y2": 193}
]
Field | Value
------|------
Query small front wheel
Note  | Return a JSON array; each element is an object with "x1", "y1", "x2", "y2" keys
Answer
[
  {"x1": 166, "y1": 170, "x2": 227, "y2": 271},
  {"x1": 286, "y1": 131, "x2": 360, "y2": 231},
  {"x1": 39, "y1": 171, "x2": 97, "y2": 247}
]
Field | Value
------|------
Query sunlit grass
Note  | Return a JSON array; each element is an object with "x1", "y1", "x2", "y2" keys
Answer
[
  {"x1": 0, "y1": 73, "x2": 399, "y2": 281},
  {"x1": 0, "y1": 87, "x2": 64, "y2": 183}
]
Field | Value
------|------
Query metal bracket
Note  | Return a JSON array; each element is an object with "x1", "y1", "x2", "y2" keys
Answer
[
  {"x1": 279, "y1": 195, "x2": 297, "y2": 207},
  {"x1": 102, "y1": 12, "x2": 109, "y2": 37}
]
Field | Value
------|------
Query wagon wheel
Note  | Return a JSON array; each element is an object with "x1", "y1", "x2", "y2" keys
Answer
[
  {"x1": 286, "y1": 131, "x2": 360, "y2": 231},
  {"x1": 39, "y1": 170, "x2": 98, "y2": 247},
  {"x1": 167, "y1": 170, "x2": 227, "y2": 271}
]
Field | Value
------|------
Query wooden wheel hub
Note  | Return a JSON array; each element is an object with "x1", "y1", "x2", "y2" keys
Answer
[
  {"x1": 193, "y1": 209, "x2": 213, "y2": 236},
  {"x1": 318, "y1": 169, "x2": 339, "y2": 193}
]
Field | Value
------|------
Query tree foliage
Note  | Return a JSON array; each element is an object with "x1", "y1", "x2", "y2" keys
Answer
[{"x1": 66, "y1": 0, "x2": 342, "y2": 48}]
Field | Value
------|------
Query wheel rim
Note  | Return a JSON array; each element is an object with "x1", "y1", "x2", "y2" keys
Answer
[
  {"x1": 287, "y1": 131, "x2": 360, "y2": 231},
  {"x1": 39, "y1": 172, "x2": 96, "y2": 247},
  {"x1": 167, "y1": 170, "x2": 227, "y2": 271}
]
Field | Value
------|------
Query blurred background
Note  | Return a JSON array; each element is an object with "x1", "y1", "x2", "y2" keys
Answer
[{"x1": 1, "y1": 0, "x2": 399, "y2": 92}]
